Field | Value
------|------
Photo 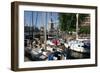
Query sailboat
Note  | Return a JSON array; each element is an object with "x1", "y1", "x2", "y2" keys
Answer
[{"x1": 64, "y1": 14, "x2": 90, "y2": 53}]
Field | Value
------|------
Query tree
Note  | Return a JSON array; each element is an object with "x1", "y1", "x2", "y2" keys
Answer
[
  {"x1": 79, "y1": 26, "x2": 90, "y2": 34},
  {"x1": 78, "y1": 14, "x2": 90, "y2": 34},
  {"x1": 59, "y1": 13, "x2": 90, "y2": 35},
  {"x1": 59, "y1": 13, "x2": 76, "y2": 33}
]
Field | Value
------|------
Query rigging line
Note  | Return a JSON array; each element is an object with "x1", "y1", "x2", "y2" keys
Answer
[
  {"x1": 51, "y1": 12, "x2": 53, "y2": 21},
  {"x1": 32, "y1": 11, "x2": 34, "y2": 39},
  {"x1": 46, "y1": 12, "x2": 47, "y2": 31},
  {"x1": 29, "y1": 12, "x2": 32, "y2": 38},
  {"x1": 35, "y1": 12, "x2": 38, "y2": 31},
  {"x1": 24, "y1": 12, "x2": 26, "y2": 26}
]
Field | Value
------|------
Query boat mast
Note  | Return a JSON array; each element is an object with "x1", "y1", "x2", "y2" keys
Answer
[
  {"x1": 43, "y1": 12, "x2": 47, "y2": 50},
  {"x1": 76, "y1": 13, "x2": 79, "y2": 40},
  {"x1": 32, "y1": 11, "x2": 34, "y2": 39}
]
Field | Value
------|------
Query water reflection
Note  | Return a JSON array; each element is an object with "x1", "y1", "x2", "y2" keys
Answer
[{"x1": 68, "y1": 50, "x2": 90, "y2": 59}]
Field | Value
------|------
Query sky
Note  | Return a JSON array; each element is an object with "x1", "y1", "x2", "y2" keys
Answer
[{"x1": 24, "y1": 11, "x2": 59, "y2": 30}]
